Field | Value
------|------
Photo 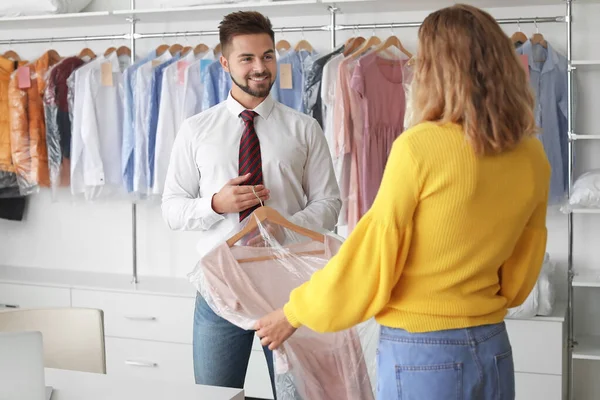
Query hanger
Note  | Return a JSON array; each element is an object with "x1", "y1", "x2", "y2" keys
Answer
[
  {"x1": 351, "y1": 32, "x2": 382, "y2": 59},
  {"x1": 373, "y1": 30, "x2": 412, "y2": 59},
  {"x1": 343, "y1": 36, "x2": 365, "y2": 57},
  {"x1": 3, "y1": 50, "x2": 20, "y2": 61},
  {"x1": 530, "y1": 19, "x2": 547, "y2": 48},
  {"x1": 194, "y1": 43, "x2": 209, "y2": 56},
  {"x1": 78, "y1": 47, "x2": 97, "y2": 60},
  {"x1": 276, "y1": 39, "x2": 292, "y2": 53},
  {"x1": 511, "y1": 20, "x2": 528, "y2": 47},
  {"x1": 294, "y1": 27, "x2": 313, "y2": 52},
  {"x1": 169, "y1": 43, "x2": 184, "y2": 54},
  {"x1": 213, "y1": 43, "x2": 222, "y2": 56},
  {"x1": 46, "y1": 49, "x2": 62, "y2": 65},
  {"x1": 156, "y1": 44, "x2": 170, "y2": 56},
  {"x1": 104, "y1": 46, "x2": 117, "y2": 56},
  {"x1": 117, "y1": 46, "x2": 131, "y2": 58}
]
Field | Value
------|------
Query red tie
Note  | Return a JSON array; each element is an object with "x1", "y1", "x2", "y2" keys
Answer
[{"x1": 238, "y1": 110, "x2": 263, "y2": 222}]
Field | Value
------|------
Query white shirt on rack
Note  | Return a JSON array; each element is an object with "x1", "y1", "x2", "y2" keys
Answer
[
  {"x1": 133, "y1": 50, "x2": 173, "y2": 196},
  {"x1": 71, "y1": 53, "x2": 130, "y2": 199},
  {"x1": 161, "y1": 93, "x2": 342, "y2": 257},
  {"x1": 153, "y1": 50, "x2": 197, "y2": 196},
  {"x1": 182, "y1": 51, "x2": 214, "y2": 120},
  {"x1": 70, "y1": 55, "x2": 106, "y2": 196}
]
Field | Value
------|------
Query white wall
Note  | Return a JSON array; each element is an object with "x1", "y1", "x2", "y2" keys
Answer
[{"x1": 0, "y1": 0, "x2": 599, "y2": 397}]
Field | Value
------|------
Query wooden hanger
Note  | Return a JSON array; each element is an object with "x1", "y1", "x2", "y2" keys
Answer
[
  {"x1": 194, "y1": 43, "x2": 209, "y2": 56},
  {"x1": 294, "y1": 39, "x2": 313, "y2": 52},
  {"x1": 156, "y1": 44, "x2": 170, "y2": 56},
  {"x1": 104, "y1": 46, "x2": 117, "y2": 56},
  {"x1": 78, "y1": 47, "x2": 97, "y2": 60},
  {"x1": 276, "y1": 39, "x2": 292, "y2": 54},
  {"x1": 169, "y1": 43, "x2": 184, "y2": 54},
  {"x1": 181, "y1": 46, "x2": 193, "y2": 56},
  {"x1": 373, "y1": 35, "x2": 412, "y2": 58},
  {"x1": 117, "y1": 46, "x2": 132, "y2": 58},
  {"x1": 3, "y1": 50, "x2": 20, "y2": 61},
  {"x1": 511, "y1": 31, "x2": 528, "y2": 46},
  {"x1": 351, "y1": 35, "x2": 382, "y2": 59},
  {"x1": 530, "y1": 19, "x2": 547, "y2": 48},
  {"x1": 530, "y1": 32, "x2": 547, "y2": 48},
  {"x1": 227, "y1": 206, "x2": 324, "y2": 248},
  {"x1": 213, "y1": 43, "x2": 222, "y2": 56},
  {"x1": 47, "y1": 49, "x2": 62, "y2": 65},
  {"x1": 343, "y1": 36, "x2": 365, "y2": 57}
]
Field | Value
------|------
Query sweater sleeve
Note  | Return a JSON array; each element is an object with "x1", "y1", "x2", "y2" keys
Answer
[
  {"x1": 283, "y1": 137, "x2": 420, "y2": 333},
  {"x1": 499, "y1": 189, "x2": 549, "y2": 309}
]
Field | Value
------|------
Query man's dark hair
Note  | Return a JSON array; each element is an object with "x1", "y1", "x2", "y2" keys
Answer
[{"x1": 218, "y1": 11, "x2": 275, "y2": 55}]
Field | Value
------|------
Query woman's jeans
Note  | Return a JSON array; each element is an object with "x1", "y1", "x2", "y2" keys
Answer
[{"x1": 377, "y1": 322, "x2": 515, "y2": 400}]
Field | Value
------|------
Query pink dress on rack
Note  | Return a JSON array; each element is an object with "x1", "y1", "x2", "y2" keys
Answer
[
  {"x1": 193, "y1": 235, "x2": 374, "y2": 400},
  {"x1": 350, "y1": 52, "x2": 407, "y2": 214}
]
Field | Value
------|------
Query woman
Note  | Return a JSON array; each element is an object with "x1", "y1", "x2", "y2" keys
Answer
[{"x1": 255, "y1": 4, "x2": 550, "y2": 399}]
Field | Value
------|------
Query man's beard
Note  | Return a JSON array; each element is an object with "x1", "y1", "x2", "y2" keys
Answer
[{"x1": 231, "y1": 71, "x2": 274, "y2": 98}]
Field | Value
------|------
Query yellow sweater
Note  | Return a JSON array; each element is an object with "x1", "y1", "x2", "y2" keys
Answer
[{"x1": 284, "y1": 122, "x2": 550, "y2": 333}]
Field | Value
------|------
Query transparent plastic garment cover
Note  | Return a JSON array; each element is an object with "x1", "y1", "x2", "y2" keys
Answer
[{"x1": 188, "y1": 208, "x2": 379, "y2": 400}]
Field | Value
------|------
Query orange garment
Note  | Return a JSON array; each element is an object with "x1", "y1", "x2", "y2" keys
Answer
[
  {"x1": 0, "y1": 56, "x2": 25, "y2": 173},
  {"x1": 8, "y1": 52, "x2": 59, "y2": 188}
]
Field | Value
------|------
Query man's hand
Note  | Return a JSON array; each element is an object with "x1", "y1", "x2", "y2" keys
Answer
[{"x1": 212, "y1": 174, "x2": 270, "y2": 214}]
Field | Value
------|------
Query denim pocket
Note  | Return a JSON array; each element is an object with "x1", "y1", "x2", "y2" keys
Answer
[
  {"x1": 396, "y1": 363, "x2": 463, "y2": 400},
  {"x1": 494, "y1": 349, "x2": 515, "y2": 400}
]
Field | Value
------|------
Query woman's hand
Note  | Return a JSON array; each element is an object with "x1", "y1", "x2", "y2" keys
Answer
[{"x1": 254, "y1": 308, "x2": 297, "y2": 350}]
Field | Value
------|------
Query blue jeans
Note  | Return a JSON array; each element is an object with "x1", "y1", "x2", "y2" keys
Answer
[
  {"x1": 193, "y1": 294, "x2": 276, "y2": 397},
  {"x1": 378, "y1": 322, "x2": 515, "y2": 400}
]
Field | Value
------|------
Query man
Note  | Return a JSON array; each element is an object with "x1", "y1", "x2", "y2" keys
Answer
[{"x1": 161, "y1": 11, "x2": 341, "y2": 395}]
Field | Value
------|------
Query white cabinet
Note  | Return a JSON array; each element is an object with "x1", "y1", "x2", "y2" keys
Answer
[
  {"x1": 105, "y1": 337, "x2": 194, "y2": 383},
  {"x1": 0, "y1": 267, "x2": 568, "y2": 400},
  {"x1": 0, "y1": 283, "x2": 70, "y2": 309},
  {"x1": 71, "y1": 289, "x2": 194, "y2": 344}
]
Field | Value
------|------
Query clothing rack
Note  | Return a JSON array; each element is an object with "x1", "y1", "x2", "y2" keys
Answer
[{"x1": 0, "y1": 4, "x2": 577, "y2": 397}]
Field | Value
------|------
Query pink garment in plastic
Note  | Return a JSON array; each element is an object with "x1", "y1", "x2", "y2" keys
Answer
[{"x1": 190, "y1": 234, "x2": 375, "y2": 400}]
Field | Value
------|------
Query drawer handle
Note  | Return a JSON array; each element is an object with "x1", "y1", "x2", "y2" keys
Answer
[
  {"x1": 124, "y1": 360, "x2": 158, "y2": 368},
  {"x1": 0, "y1": 304, "x2": 19, "y2": 309},
  {"x1": 124, "y1": 315, "x2": 157, "y2": 321}
]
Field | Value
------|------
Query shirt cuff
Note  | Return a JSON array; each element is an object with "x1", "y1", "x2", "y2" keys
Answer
[
  {"x1": 197, "y1": 194, "x2": 225, "y2": 229},
  {"x1": 283, "y1": 302, "x2": 302, "y2": 329}
]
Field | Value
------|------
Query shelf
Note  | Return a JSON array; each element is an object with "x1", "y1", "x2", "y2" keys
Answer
[
  {"x1": 572, "y1": 60, "x2": 600, "y2": 66},
  {"x1": 324, "y1": 0, "x2": 569, "y2": 13},
  {"x1": 569, "y1": 206, "x2": 600, "y2": 214},
  {"x1": 573, "y1": 335, "x2": 600, "y2": 361},
  {"x1": 0, "y1": 11, "x2": 128, "y2": 29},
  {"x1": 573, "y1": 269, "x2": 600, "y2": 288},
  {"x1": 113, "y1": 0, "x2": 330, "y2": 23}
]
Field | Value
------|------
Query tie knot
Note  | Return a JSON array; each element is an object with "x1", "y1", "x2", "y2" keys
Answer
[{"x1": 240, "y1": 110, "x2": 257, "y2": 123}]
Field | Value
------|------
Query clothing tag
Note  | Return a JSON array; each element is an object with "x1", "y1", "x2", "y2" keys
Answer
[
  {"x1": 519, "y1": 54, "x2": 529, "y2": 80},
  {"x1": 101, "y1": 62, "x2": 113, "y2": 87},
  {"x1": 17, "y1": 66, "x2": 31, "y2": 89},
  {"x1": 279, "y1": 63, "x2": 293, "y2": 90},
  {"x1": 177, "y1": 60, "x2": 190, "y2": 85}
]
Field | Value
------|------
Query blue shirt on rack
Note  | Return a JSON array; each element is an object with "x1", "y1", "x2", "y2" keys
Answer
[
  {"x1": 122, "y1": 50, "x2": 156, "y2": 193},
  {"x1": 147, "y1": 54, "x2": 181, "y2": 189},
  {"x1": 516, "y1": 40, "x2": 569, "y2": 204},
  {"x1": 274, "y1": 49, "x2": 315, "y2": 112}
]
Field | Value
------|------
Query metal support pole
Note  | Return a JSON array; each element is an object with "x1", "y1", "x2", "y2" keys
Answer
[
  {"x1": 566, "y1": 0, "x2": 574, "y2": 398},
  {"x1": 329, "y1": 6, "x2": 338, "y2": 49},
  {"x1": 130, "y1": 0, "x2": 139, "y2": 286}
]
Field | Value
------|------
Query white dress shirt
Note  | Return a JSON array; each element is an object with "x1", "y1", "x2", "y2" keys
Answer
[
  {"x1": 134, "y1": 51, "x2": 173, "y2": 195},
  {"x1": 182, "y1": 51, "x2": 214, "y2": 120},
  {"x1": 153, "y1": 50, "x2": 197, "y2": 196},
  {"x1": 162, "y1": 93, "x2": 342, "y2": 256},
  {"x1": 71, "y1": 53, "x2": 130, "y2": 199}
]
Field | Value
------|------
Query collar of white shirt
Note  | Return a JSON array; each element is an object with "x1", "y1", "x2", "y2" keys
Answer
[{"x1": 225, "y1": 91, "x2": 275, "y2": 121}]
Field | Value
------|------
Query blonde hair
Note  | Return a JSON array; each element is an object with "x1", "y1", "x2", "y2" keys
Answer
[{"x1": 412, "y1": 4, "x2": 537, "y2": 155}]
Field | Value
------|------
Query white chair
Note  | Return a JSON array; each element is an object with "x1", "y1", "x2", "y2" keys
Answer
[{"x1": 0, "y1": 308, "x2": 106, "y2": 374}]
